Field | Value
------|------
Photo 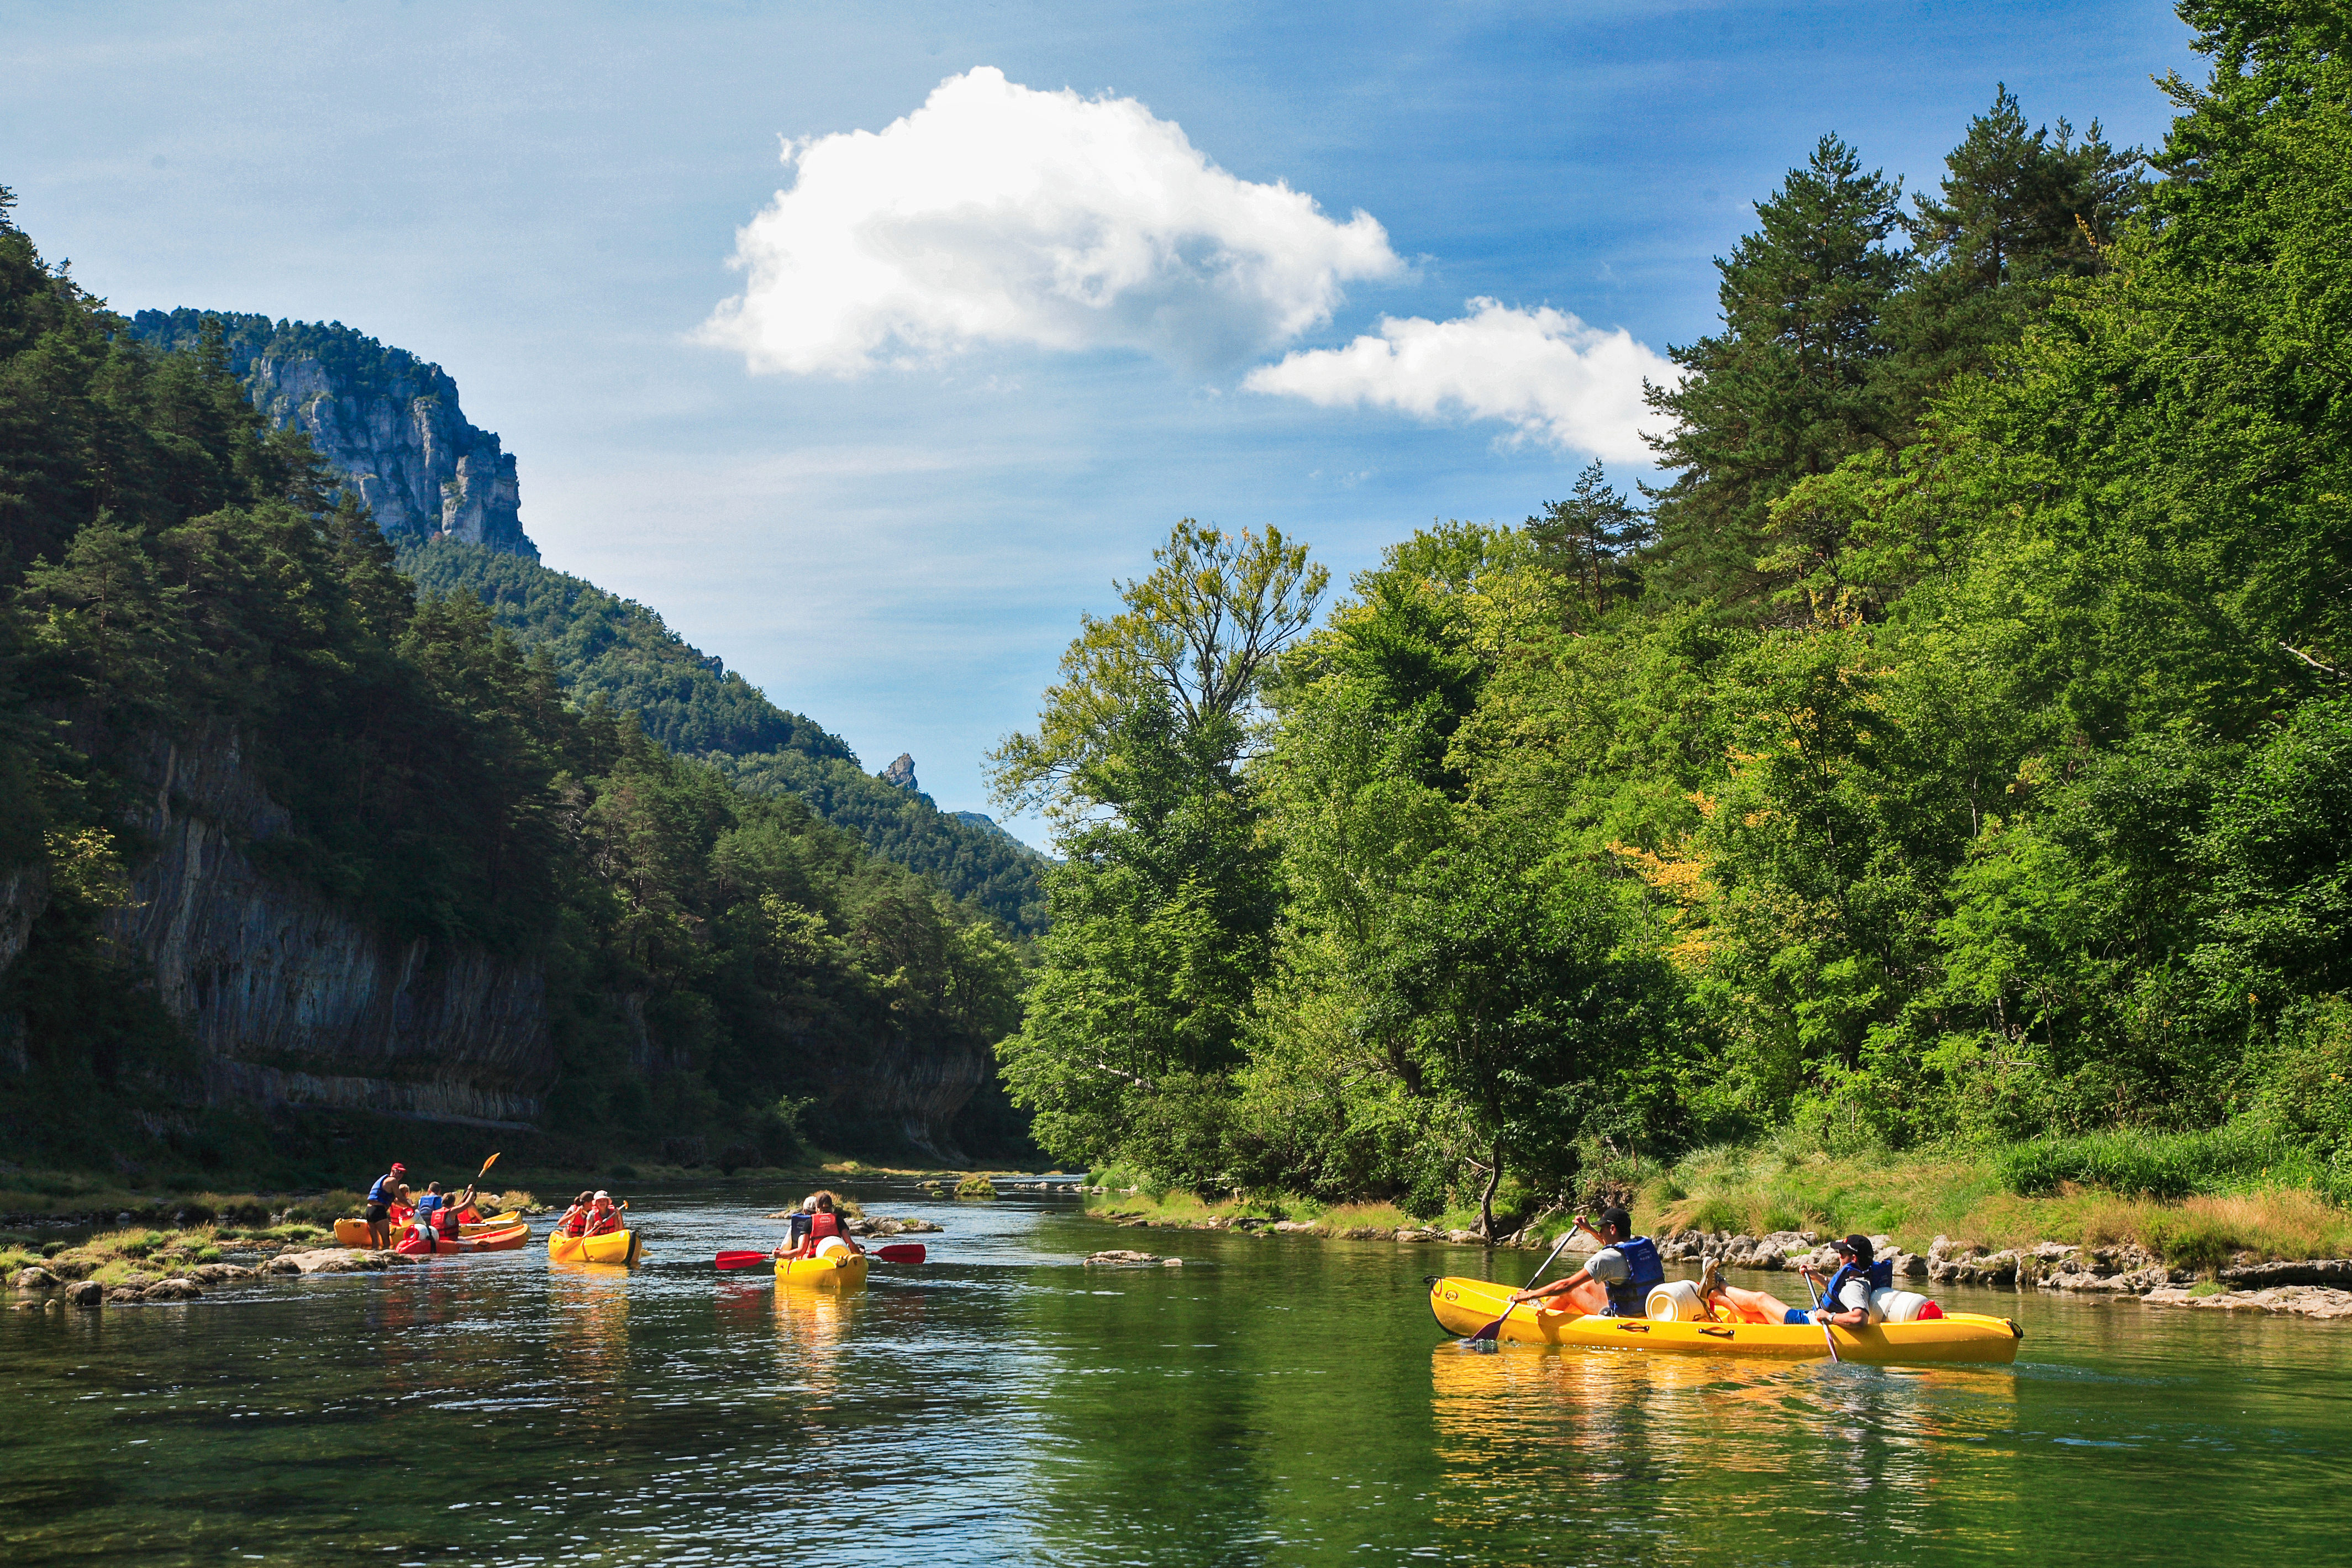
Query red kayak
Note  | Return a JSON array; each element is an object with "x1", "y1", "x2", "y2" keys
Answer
[{"x1": 396, "y1": 1222, "x2": 528, "y2": 1256}]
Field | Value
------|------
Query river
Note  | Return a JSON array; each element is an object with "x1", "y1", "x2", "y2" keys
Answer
[{"x1": 3, "y1": 1182, "x2": 2348, "y2": 1564}]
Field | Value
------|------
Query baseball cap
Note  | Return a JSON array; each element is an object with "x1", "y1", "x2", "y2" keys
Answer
[
  {"x1": 1834, "y1": 1234, "x2": 1874, "y2": 1261},
  {"x1": 390, "y1": 1162, "x2": 407, "y2": 1173},
  {"x1": 593, "y1": 1190, "x2": 612, "y2": 1201}
]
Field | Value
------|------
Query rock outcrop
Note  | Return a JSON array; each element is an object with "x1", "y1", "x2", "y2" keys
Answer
[
  {"x1": 125, "y1": 310, "x2": 536, "y2": 557},
  {"x1": 881, "y1": 754, "x2": 919, "y2": 791},
  {"x1": 85, "y1": 726, "x2": 555, "y2": 1125}
]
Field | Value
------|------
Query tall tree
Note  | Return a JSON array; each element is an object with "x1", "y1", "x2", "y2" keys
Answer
[{"x1": 1644, "y1": 136, "x2": 1911, "y2": 609}]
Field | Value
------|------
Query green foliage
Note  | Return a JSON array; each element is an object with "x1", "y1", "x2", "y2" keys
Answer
[
  {"x1": 0, "y1": 196, "x2": 1030, "y2": 1172},
  {"x1": 998, "y1": 12, "x2": 2352, "y2": 1216},
  {"x1": 399, "y1": 538, "x2": 1046, "y2": 933}
]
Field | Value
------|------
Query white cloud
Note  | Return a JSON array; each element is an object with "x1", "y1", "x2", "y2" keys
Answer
[
  {"x1": 703, "y1": 66, "x2": 1401, "y2": 376},
  {"x1": 1243, "y1": 298, "x2": 1677, "y2": 461}
]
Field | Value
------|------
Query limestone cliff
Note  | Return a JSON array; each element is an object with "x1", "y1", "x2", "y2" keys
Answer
[
  {"x1": 126, "y1": 310, "x2": 537, "y2": 556},
  {"x1": 100, "y1": 728, "x2": 554, "y2": 1126}
]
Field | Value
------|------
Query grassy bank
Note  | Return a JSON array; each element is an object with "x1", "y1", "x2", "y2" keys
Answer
[{"x1": 1085, "y1": 1134, "x2": 2352, "y2": 1269}]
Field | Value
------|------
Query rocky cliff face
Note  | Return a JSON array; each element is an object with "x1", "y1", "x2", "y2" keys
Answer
[
  {"x1": 125, "y1": 311, "x2": 537, "y2": 557},
  {"x1": 97, "y1": 727, "x2": 554, "y2": 1125}
]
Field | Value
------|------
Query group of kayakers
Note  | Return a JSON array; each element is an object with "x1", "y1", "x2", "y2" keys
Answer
[
  {"x1": 363, "y1": 1163, "x2": 481, "y2": 1250},
  {"x1": 773, "y1": 1190, "x2": 862, "y2": 1260},
  {"x1": 556, "y1": 1191, "x2": 628, "y2": 1238},
  {"x1": 1508, "y1": 1207, "x2": 1895, "y2": 1327}
]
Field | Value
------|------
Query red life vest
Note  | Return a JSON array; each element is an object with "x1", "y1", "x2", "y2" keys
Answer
[
  {"x1": 560, "y1": 1208, "x2": 588, "y2": 1237},
  {"x1": 807, "y1": 1211, "x2": 843, "y2": 1245},
  {"x1": 585, "y1": 1208, "x2": 622, "y2": 1236}
]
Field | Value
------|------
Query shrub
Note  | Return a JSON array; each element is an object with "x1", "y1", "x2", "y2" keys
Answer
[
  {"x1": 955, "y1": 1175, "x2": 998, "y2": 1199},
  {"x1": 1996, "y1": 1122, "x2": 2292, "y2": 1199}
]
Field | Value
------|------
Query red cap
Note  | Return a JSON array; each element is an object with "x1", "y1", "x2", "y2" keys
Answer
[{"x1": 390, "y1": 1162, "x2": 408, "y2": 1173}]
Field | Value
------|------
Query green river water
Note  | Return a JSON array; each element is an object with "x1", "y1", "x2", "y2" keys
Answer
[{"x1": 3, "y1": 1182, "x2": 2348, "y2": 1565}]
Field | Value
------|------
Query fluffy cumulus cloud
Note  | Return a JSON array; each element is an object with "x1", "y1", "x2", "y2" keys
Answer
[
  {"x1": 1243, "y1": 299, "x2": 1678, "y2": 461},
  {"x1": 703, "y1": 67, "x2": 1401, "y2": 375}
]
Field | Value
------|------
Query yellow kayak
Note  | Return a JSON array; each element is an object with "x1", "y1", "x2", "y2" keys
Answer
[
  {"x1": 1428, "y1": 1276, "x2": 2021, "y2": 1365},
  {"x1": 334, "y1": 1211, "x2": 519, "y2": 1248},
  {"x1": 549, "y1": 1228, "x2": 643, "y2": 1266},
  {"x1": 777, "y1": 1249, "x2": 868, "y2": 1290}
]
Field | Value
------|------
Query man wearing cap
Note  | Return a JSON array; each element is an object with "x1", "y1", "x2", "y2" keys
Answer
[
  {"x1": 364, "y1": 1162, "x2": 408, "y2": 1250},
  {"x1": 1698, "y1": 1234, "x2": 1890, "y2": 1328}
]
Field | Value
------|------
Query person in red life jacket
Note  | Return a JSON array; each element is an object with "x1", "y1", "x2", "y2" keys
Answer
[
  {"x1": 364, "y1": 1162, "x2": 408, "y2": 1249},
  {"x1": 432, "y1": 1183, "x2": 478, "y2": 1243},
  {"x1": 557, "y1": 1191, "x2": 594, "y2": 1238},
  {"x1": 581, "y1": 1191, "x2": 625, "y2": 1236},
  {"x1": 782, "y1": 1191, "x2": 861, "y2": 1260},
  {"x1": 1697, "y1": 1234, "x2": 1888, "y2": 1327},
  {"x1": 1504, "y1": 1208, "x2": 1666, "y2": 1317},
  {"x1": 407, "y1": 1182, "x2": 453, "y2": 1250}
]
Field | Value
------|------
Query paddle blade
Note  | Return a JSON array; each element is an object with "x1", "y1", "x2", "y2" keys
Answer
[
  {"x1": 714, "y1": 1250, "x2": 771, "y2": 1271},
  {"x1": 875, "y1": 1243, "x2": 927, "y2": 1264},
  {"x1": 477, "y1": 1151, "x2": 502, "y2": 1181}
]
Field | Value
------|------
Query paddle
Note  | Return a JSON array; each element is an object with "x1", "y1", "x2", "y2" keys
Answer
[
  {"x1": 1465, "y1": 1215, "x2": 1586, "y2": 1349},
  {"x1": 714, "y1": 1241, "x2": 925, "y2": 1270},
  {"x1": 1802, "y1": 1267, "x2": 1843, "y2": 1364}
]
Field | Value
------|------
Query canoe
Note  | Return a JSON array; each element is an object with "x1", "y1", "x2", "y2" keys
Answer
[
  {"x1": 396, "y1": 1222, "x2": 530, "y2": 1257},
  {"x1": 1427, "y1": 1275, "x2": 2022, "y2": 1365},
  {"x1": 549, "y1": 1228, "x2": 643, "y2": 1266},
  {"x1": 335, "y1": 1211, "x2": 519, "y2": 1248},
  {"x1": 777, "y1": 1249, "x2": 868, "y2": 1290}
]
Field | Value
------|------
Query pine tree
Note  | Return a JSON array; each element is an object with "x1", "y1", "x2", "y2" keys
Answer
[
  {"x1": 1643, "y1": 136, "x2": 1910, "y2": 611},
  {"x1": 1526, "y1": 460, "x2": 1653, "y2": 622},
  {"x1": 1875, "y1": 86, "x2": 2147, "y2": 423}
]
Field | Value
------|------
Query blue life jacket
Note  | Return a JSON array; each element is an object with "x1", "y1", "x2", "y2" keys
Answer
[
  {"x1": 1820, "y1": 1258, "x2": 1895, "y2": 1317},
  {"x1": 367, "y1": 1175, "x2": 398, "y2": 1205},
  {"x1": 1603, "y1": 1236, "x2": 1667, "y2": 1316},
  {"x1": 414, "y1": 1193, "x2": 443, "y2": 1224}
]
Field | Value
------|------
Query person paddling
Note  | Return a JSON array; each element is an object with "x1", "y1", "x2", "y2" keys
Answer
[
  {"x1": 557, "y1": 1191, "x2": 594, "y2": 1238},
  {"x1": 581, "y1": 1191, "x2": 625, "y2": 1237},
  {"x1": 1504, "y1": 1207, "x2": 1664, "y2": 1318},
  {"x1": 364, "y1": 1162, "x2": 408, "y2": 1249},
  {"x1": 780, "y1": 1191, "x2": 860, "y2": 1259},
  {"x1": 1697, "y1": 1234, "x2": 1888, "y2": 1328}
]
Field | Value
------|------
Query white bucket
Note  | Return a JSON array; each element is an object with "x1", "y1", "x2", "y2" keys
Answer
[
  {"x1": 1870, "y1": 1287, "x2": 1932, "y2": 1324},
  {"x1": 815, "y1": 1236, "x2": 855, "y2": 1260},
  {"x1": 1648, "y1": 1279, "x2": 1708, "y2": 1321}
]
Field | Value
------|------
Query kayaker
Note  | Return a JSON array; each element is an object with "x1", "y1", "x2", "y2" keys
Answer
[
  {"x1": 364, "y1": 1162, "x2": 408, "y2": 1249},
  {"x1": 582, "y1": 1191, "x2": 625, "y2": 1237},
  {"x1": 1697, "y1": 1234, "x2": 1887, "y2": 1328},
  {"x1": 775, "y1": 1195, "x2": 817, "y2": 1258},
  {"x1": 1505, "y1": 1207, "x2": 1663, "y2": 1317},
  {"x1": 431, "y1": 1183, "x2": 478, "y2": 1242},
  {"x1": 786, "y1": 1191, "x2": 861, "y2": 1259},
  {"x1": 557, "y1": 1191, "x2": 594, "y2": 1237}
]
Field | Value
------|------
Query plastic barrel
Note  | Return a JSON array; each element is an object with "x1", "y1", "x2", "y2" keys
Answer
[{"x1": 1648, "y1": 1279, "x2": 1708, "y2": 1320}]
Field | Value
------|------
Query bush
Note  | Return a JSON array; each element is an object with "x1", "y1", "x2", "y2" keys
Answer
[
  {"x1": 955, "y1": 1175, "x2": 998, "y2": 1199},
  {"x1": 1996, "y1": 1123, "x2": 2293, "y2": 1199}
]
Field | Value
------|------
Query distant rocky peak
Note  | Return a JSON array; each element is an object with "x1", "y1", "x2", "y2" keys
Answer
[
  {"x1": 125, "y1": 309, "x2": 537, "y2": 559},
  {"x1": 881, "y1": 753, "x2": 919, "y2": 791}
]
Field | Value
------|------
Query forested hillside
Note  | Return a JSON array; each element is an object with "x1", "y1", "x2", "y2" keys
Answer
[
  {"x1": 0, "y1": 206, "x2": 1028, "y2": 1174},
  {"x1": 399, "y1": 539, "x2": 1049, "y2": 933},
  {"x1": 992, "y1": 2, "x2": 2352, "y2": 1232}
]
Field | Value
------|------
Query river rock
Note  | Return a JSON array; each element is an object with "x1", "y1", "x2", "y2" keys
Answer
[
  {"x1": 65, "y1": 1281, "x2": 102, "y2": 1308},
  {"x1": 1273, "y1": 1221, "x2": 1319, "y2": 1234},
  {"x1": 191, "y1": 1263, "x2": 252, "y2": 1286},
  {"x1": 12, "y1": 1266, "x2": 59, "y2": 1292},
  {"x1": 1928, "y1": 1250, "x2": 2019, "y2": 1288},
  {"x1": 2142, "y1": 1284, "x2": 2352, "y2": 1319},
  {"x1": 140, "y1": 1277, "x2": 202, "y2": 1301},
  {"x1": 2217, "y1": 1257, "x2": 2352, "y2": 1290},
  {"x1": 267, "y1": 1248, "x2": 398, "y2": 1275},
  {"x1": 1086, "y1": 1250, "x2": 1181, "y2": 1267}
]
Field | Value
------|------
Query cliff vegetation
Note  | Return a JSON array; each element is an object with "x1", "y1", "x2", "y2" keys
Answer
[{"x1": 0, "y1": 194, "x2": 1029, "y2": 1181}]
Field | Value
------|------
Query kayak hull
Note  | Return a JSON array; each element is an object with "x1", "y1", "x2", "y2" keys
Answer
[
  {"x1": 396, "y1": 1222, "x2": 529, "y2": 1256},
  {"x1": 549, "y1": 1228, "x2": 643, "y2": 1266},
  {"x1": 1428, "y1": 1276, "x2": 2021, "y2": 1365},
  {"x1": 777, "y1": 1251, "x2": 868, "y2": 1290},
  {"x1": 336, "y1": 1211, "x2": 517, "y2": 1248}
]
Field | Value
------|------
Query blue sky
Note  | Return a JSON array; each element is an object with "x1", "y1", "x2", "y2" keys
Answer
[{"x1": 7, "y1": 2, "x2": 2200, "y2": 846}]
